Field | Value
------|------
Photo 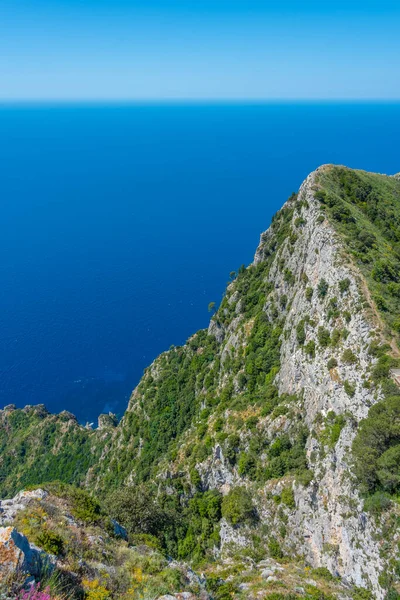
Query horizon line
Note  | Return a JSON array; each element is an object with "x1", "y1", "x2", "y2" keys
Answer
[{"x1": 1, "y1": 98, "x2": 400, "y2": 106}]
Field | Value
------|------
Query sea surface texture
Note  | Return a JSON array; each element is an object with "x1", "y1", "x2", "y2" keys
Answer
[{"x1": 0, "y1": 103, "x2": 399, "y2": 422}]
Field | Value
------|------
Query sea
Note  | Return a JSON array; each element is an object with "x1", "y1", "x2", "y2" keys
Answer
[{"x1": 0, "y1": 102, "x2": 399, "y2": 423}]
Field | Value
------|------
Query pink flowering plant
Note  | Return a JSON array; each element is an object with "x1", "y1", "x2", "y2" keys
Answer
[{"x1": 17, "y1": 583, "x2": 53, "y2": 600}]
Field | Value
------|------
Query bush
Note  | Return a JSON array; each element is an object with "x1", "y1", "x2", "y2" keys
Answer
[
  {"x1": 305, "y1": 287, "x2": 314, "y2": 301},
  {"x1": 190, "y1": 468, "x2": 202, "y2": 489},
  {"x1": 268, "y1": 536, "x2": 283, "y2": 558},
  {"x1": 327, "y1": 357, "x2": 338, "y2": 370},
  {"x1": 342, "y1": 348, "x2": 357, "y2": 364},
  {"x1": 344, "y1": 380, "x2": 356, "y2": 397},
  {"x1": 321, "y1": 411, "x2": 346, "y2": 448},
  {"x1": 305, "y1": 340, "x2": 316, "y2": 358},
  {"x1": 106, "y1": 485, "x2": 167, "y2": 537},
  {"x1": 376, "y1": 446, "x2": 400, "y2": 491},
  {"x1": 343, "y1": 310, "x2": 351, "y2": 323},
  {"x1": 296, "y1": 320, "x2": 306, "y2": 345},
  {"x1": 330, "y1": 328, "x2": 341, "y2": 346},
  {"x1": 35, "y1": 530, "x2": 64, "y2": 556},
  {"x1": 363, "y1": 492, "x2": 392, "y2": 515},
  {"x1": 69, "y1": 488, "x2": 102, "y2": 524},
  {"x1": 44, "y1": 482, "x2": 102, "y2": 525},
  {"x1": 317, "y1": 279, "x2": 329, "y2": 298},
  {"x1": 312, "y1": 566, "x2": 335, "y2": 581},
  {"x1": 318, "y1": 327, "x2": 331, "y2": 348},
  {"x1": 237, "y1": 452, "x2": 257, "y2": 479},
  {"x1": 339, "y1": 278, "x2": 351, "y2": 294},
  {"x1": 281, "y1": 486, "x2": 295, "y2": 508},
  {"x1": 353, "y1": 396, "x2": 400, "y2": 494},
  {"x1": 221, "y1": 487, "x2": 256, "y2": 525}
]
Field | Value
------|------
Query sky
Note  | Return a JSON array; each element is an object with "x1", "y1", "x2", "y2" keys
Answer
[{"x1": 1, "y1": 0, "x2": 400, "y2": 100}]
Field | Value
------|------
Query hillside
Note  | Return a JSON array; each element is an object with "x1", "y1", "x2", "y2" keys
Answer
[{"x1": 1, "y1": 165, "x2": 400, "y2": 599}]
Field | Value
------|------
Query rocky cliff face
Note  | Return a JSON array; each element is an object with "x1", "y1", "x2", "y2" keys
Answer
[{"x1": 256, "y1": 167, "x2": 385, "y2": 593}]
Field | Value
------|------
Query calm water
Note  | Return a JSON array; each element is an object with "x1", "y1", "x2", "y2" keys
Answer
[{"x1": 0, "y1": 103, "x2": 399, "y2": 423}]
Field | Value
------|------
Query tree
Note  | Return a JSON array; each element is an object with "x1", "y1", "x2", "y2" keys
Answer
[
  {"x1": 106, "y1": 485, "x2": 166, "y2": 537},
  {"x1": 353, "y1": 396, "x2": 400, "y2": 493},
  {"x1": 221, "y1": 487, "x2": 256, "y2": 525},
  {"x1": 208, "y1": 301, "x2": 216, "y2": 313}
]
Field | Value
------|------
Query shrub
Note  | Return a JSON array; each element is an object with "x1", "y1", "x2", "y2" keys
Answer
[
  {"x1": 106, "y1": 485, "x2": 166, "y2": 537},
  {"x1": 268, "y1": 537, "x2": 283, "y2": 558},
  {"x1": 327, "y1": 296, "x2": 339, "y2": 321},
  {"x1": 305, "y1": 287, "x2": 314, "y2": 301},
  {"x1": 330, "y1": 328, "x2": 341, "y2": 346},
  {"x1": 342, "y1": 348, "x2": 357, "y2": 364},
  {"x1": 343, "y1": 310, "x2": 351, "y2": 323},
  {"x1": 353, "y1": 396, "x2": 400, "y2": 494},
  {"x1": 69, "y1": 488, "x2": 102, "y2": 524},
  {"x1": 344, "y1": 380, "x2": 356, "y2": 397},
  {"x1": 190, "y1": 468, "x2": 202, "y2": 489},
  {"x1": 318, "y1": 327, "x2": 331, "y2": 348},
  {"x1": 35, "y1": 530, "x2": 64, "y2": 556},
  {"x1": 214, "y1": 417, "x2": 224, "y2": 432},
  {"x1": 246, "y1": 416, "x2": 259, "y2": 430},
  {"x1": 327, "y1": 357, "x2": 338, "y2": 370},
  {"x1": 237, "y1": 452, "x2": 257, "y2": 479},
  {"x1": 224, "y1": 433, "x2": 240, "y2": 464},
  {"x1": 284, "y1": 269, "x2": 295, "y2": 285},
  {"x1": 321, "y1": 411, "x2": 346, "y2": 447},
  {"x1": 317, "y1": 279, "x2": 329, "y2": 298},
  {"x1": 363, "y1": 492, "x2": 392, "y2": 515},
  {"x1": 82, "y1": 580, "x2": 111, "y2": 600},
  {"x1": 339, "y1": 278, "x2": 351, "y2": 294},
  {"x1": 281, "y1": 486, "x2": 295, "y2": 508},
  {"x1": 221, "y1": 487, "x2": 255, "y2": 525},
  {"x1": 312, "y1": 566, "x2": 335, "y2": 581},
  {"x1": 295, "y1": 216, "x2": 306, "y2": 227},
  {"x1": 305, "y1": 340, "x2": 316, "y2": 358},
  {"x1": 237, "y1": 372, "x2": 247, "y2": 389},
  {"x1": 296, "y1": 320, "x2": 306, "y2": 345}
]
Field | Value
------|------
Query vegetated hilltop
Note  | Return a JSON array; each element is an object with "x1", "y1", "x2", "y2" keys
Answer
[{"x1": 1, "y1": 165, "x2": 400, "y2": 600}]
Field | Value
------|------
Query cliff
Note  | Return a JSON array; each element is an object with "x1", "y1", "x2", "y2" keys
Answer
[{"x1": 1, "y1": 165, "x2": 400, "y2": 599}]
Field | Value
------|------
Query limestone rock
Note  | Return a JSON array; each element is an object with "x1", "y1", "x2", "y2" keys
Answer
[{"x1": 0, "y1": 527, "x2": 53, "y2": 580}]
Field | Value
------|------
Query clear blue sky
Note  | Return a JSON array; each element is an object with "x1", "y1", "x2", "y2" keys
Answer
[{"x1": 1, "y1": 0, "x2": 400, "y2": 100}]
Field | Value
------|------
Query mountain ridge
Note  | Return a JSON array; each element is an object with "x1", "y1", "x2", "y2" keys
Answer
[{"x1": 2, "y1": 164, "x2": 400, "y2": 599}]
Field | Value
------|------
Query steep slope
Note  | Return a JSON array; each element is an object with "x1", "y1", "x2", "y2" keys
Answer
[
  {"x1": 94, "y1": 165, "x2": 400, "y2": 597},
  {"x1": 1, "y1": 165, "x2": 400, "y2": 599},
  {"x1": 0, "y1": 404, "x2": 111, "y2": 496}
]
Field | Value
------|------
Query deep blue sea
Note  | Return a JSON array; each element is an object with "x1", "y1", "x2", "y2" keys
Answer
[{"x1": 0, "y1": 103, "x2": 399, "y2": 423}]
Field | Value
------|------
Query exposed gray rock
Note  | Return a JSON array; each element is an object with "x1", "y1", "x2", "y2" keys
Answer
[
  {"x1": 0, "y1": 489, "x2": 48, "y2": 526},
  {"x1": 0, "y1": 526, "x2": 54, "y2": 581}
]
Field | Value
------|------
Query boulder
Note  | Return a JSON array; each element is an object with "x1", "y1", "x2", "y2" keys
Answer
[{"x1": 0, "y1": 527, "x2": 53, "y2": 580}]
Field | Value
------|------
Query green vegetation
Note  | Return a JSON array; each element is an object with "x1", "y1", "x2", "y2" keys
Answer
[
  {"x1": 353, "y1": 395, "x2": 400, "y2": 495},
  {"x1": 316, "y1": 167, "x2": 400, "y2": 341},
  {"x1": 0, "y1": 407, "x2": 106, "y2": 498},
  {"x1": 327, "y1": 357, "x2": 338, "y2": 370},
  {"x1": 318, "y1": 279, "x2": 329, "y2": 299},
  {"x1": 342, "y1": 348, "x2": 357, "y2": 364},
  {"x1": 2, "y1": 169, "x2": 400, "y2": 596},
  {"x1": 281, "y1": 486, "x2": 296, "y2": 508},
  {"x1": 221, "y1": 487, "x2": 256, "y2": 526},
  {"x1": 318, "y1": 326, "x2": 331, "y2": 348},
  {"x1": 339, "y1": 278, "x2": 351, "y2": 294},
  {"x1": 320, "y1": 411, "x2": 346, "y2": 448},
  {"x1": 305, "y1": 286, "x2": 314, "y2": 301},
  {"x1": 343, "y1": 380, "x2": 356, "y2": 397}
]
